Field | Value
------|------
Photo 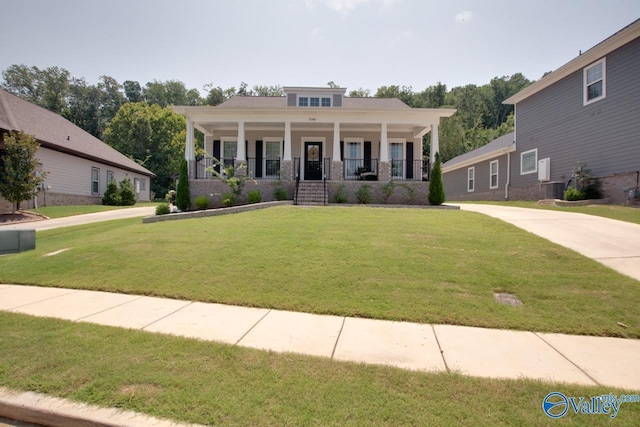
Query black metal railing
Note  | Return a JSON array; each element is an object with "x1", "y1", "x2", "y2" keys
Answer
[
  {"x1": 294, "y1": 157, "x2": 301, "y2": 205},
  {"x1": 195, "y1": 156, "x2": 235, "y2": 179},
  {"x1": 389, "y1": 159, "x2": 427, "y2": 181},
  {"x1": 343, "y1": 158, "x2": 379, "y2": 181},
  {"x1": 247, "y1": 157, "x2": 281, "y2": 179}
]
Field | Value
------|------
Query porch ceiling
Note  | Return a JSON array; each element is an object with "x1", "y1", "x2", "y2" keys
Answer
[{"x1": 196, "y1": 121, "x2": 429, "y2": 137}]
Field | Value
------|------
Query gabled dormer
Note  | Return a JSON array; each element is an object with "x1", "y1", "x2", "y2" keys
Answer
[{"x1": 284, "y1": 86, "x2": 346, "y2": 108}]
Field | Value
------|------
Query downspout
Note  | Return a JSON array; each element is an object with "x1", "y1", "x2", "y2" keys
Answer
[{"x1": 504, "y1": 151, "x2": 511, "y2": 200}]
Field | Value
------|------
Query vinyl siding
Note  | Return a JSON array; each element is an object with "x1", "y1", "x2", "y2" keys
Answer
[
  {"x1": 513, "y1": 37, "x2": 640, "y2": 187},
  {"x1": 36, "y1": 147, "x2": 151, "y2": 201},
  {"x1": 443, "y1": 154, "x2": 510, "y2": 198}
]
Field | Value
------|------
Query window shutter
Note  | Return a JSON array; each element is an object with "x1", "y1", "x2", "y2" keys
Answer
[
  {"x1": 287, "y1": 93, "x2": 296, "y2": 107},
  {"x1": 213, "y1": 140, "x2": 221, "y2": 174},
  {"x1": 332, "y1": 94, "x2": 342, "y2": 107},
  {"x1": 255, "y1": 140, "x2": 263, "y2": 178},
  {"x1": 364, "y1": 141, "x2": 371, "y2": 171},
  {"x1": 340, "y1": 141, "x2": 344, "y2": 161},
  {"x1": 406, "y1": 142, "x2": 414, "y2": 180}
]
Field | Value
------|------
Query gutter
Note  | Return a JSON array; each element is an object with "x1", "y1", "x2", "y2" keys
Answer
[{"x1": 504, "y1": 151, "x2": 511, "y2": 200}]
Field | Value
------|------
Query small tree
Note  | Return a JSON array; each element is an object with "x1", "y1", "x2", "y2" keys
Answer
[
  {"x1": 176, "y1": 158, "x2": 190, "y2": 211},
  {"x1": 0, "y1": 131, "x2": 46, "y2": 213},
  {"x1": 428, "y1": 152, "x2": 445, "y2": 205},
  {"x1": 102, "y1": 180, "x2": 121, "y2": 205},
  {"x1": 119, "y1": 178, "x2": 136, "y2": 206}
]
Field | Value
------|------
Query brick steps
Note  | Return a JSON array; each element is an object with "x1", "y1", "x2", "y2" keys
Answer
[{"x1": 296, "y1": 182, "x2": 327, "y2": 206}]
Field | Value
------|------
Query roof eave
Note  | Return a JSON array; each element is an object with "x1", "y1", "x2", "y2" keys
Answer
[
  {"x1": 504, "y1": 19, "x2": 640, "y2": 105},
  {"x1": 442, "y1": 144, "x2": 516, "y2": 173}
]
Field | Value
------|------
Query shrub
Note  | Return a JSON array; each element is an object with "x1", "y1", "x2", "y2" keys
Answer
[
  {"x1": 332, "y1": 183, "x2": 347, "y2": 203},
  {"x1": 274, "y1": 186, "x2": 288, "y2": 201},
  {"x1": 247, "y1": 190, "x2": 262, "y2": 204},
  {"x1": 176, "y1": 159, "x2": 190, "y2": 211},
  {"x1": 102, "y1": 180, "x2": 121, "y2": 206},
  {"x1": 428, "y1": 152, "x2": 445, "y2": 205},
  {"x1": 155, "y1": 203, "x2": 170, "y2": 215},
  {"x1": 194, "y1": 195, "x2": 209, "y2": 210},
  {"x1": 165, "y1": 190, "x2": 176, "y2": 205},
  {"x1": 381, "y1": 180, "x2": 395, "y2": 204},
  {"x1": 356, "y1": 185, "x2": 371, "y2": 204},
  {"x1": 564, "y1": 187, "x2": 586, "y2": 201},
  {"x1": 222, "y1": 192, "x2": 236, "y2": 207},
  {"x1": 119, "y1": 178, "x2": 136, "y2": 206}
]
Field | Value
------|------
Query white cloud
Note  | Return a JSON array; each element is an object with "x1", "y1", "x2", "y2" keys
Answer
[{"x1": 455, "y1": 10, "x2": 473, "y2": 23}]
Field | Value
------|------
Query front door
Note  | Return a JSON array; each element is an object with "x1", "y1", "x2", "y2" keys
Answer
[{"x1": 304, "y1": 142, "x2": 323, "y2": 180}]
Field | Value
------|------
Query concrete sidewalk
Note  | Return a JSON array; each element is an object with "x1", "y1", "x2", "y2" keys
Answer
[
  {"x1": 454, "y1": 204, "x2": 640, "y2": 281},
  {"x1": 1, "y1": 284, "x2": 638, "y2": 392}
]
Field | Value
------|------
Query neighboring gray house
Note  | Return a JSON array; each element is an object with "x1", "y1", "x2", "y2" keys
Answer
[
  {"x1": 444, "y1": 18, "x2": 640, "y2": 204},
  {"x1": 442, "y1": 132, "x2": 515, "y2": 201},
  {"x1": 0, "y1": 88, "x2": 155, "y2": 211}
]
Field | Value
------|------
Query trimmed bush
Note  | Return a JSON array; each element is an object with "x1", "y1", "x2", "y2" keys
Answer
[
  {"x1": 428, "y1": 152, "x2": 445, "y2": 205},
  {"x1": 119, "y1": 178, "x2": 136, "y2": 206},
  {"x1": 247, "y1": 190, "x2": 262, "y2": 204},
  {"x1": 356, "y1": 185, "x2": 372, "y2": 204},
  {"x1": 102, "y1": 180, "x2": 121, "y2": 206},
  {"x1": 222, "y1": 192, "x2": 236, "y2": 207},
  {"x1": 194, "y1": 195, "x2": 209, "y2": 210},
  {"x1": 274, "y1": 187, "x2": 288, "y2": 201},
  {"x1": 155, "y1": 203, "x2": 170, "y2": 215},
  {"x1": 176, "y1": 159, "x2": 190, "y2": 211},
  {"x1": 332, "y1": 184, "x2": 347, "y2": 203},
  {"x1": 564, "y1": 187, "x2": 586, "y2": 201}
]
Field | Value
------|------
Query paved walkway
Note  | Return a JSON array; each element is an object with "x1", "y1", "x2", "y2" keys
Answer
[{"x1": 1, "y1": 203, "x2": 640, "y2": 424}]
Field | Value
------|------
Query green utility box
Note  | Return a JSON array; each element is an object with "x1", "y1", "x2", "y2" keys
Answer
[{"x1": 0, "y1": 229, "x2": 36, "y2": 254}]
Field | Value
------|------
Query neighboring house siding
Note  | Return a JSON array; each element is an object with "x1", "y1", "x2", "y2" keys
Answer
[
  {"x1": 443, "y1": 154, "x2": 510, "y2": 201},
  {"x1": 34, "y1": 147, "x2": 151, "y2": 204},
  {"x1": 513, "y1": 37, "x2": 640, "y2": 188}
]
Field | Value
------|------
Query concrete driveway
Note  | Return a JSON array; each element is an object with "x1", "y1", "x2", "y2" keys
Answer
[
  {"x1": 455, "y1": 204, "x2": 640, "y2": 281},
  {"x1": 0, "y1": 207, "x2": 155, "y2": 232}
]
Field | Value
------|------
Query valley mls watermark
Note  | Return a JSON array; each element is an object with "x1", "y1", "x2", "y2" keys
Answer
[{"x1": 543, "y1": 392, "x2": 640, "y2": 419}]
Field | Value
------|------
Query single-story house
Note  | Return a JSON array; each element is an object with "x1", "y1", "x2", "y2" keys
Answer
[
  {"x1": 171, "y1": 86, "x2": 456, "y2": 206},
  {"x1": 443, "y1": 18, "x2": 640, "y2": 205},
  {"x1": 0, "y1": 88, "x2": 155, "y2": 211}
]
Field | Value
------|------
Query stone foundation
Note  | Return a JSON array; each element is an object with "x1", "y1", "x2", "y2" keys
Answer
[
  {"x1": 328, "y1": 180, "x2": 430, "y2": 205},
  {"x1": 1, "y1": 192, "x2": 102, "y2": 212},
  {"x1": 189, "y1": 179, "x2": 295, "y2": 209}
]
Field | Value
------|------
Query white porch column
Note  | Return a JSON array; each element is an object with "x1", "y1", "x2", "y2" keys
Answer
[
  {"x1": 284, "y1": 121, "x2": 292, "y2": 161},
  {"x1": 333, "y1": 122, "x2": 341, "y2": 161},
  {"x1": 237, "y1": 121, "x2": 246, "y2": 161},
  {"x1": 185, "y1": 119, "x2": 194, "y2": 161},
  {"x1": 430, "y1": 123, "x2": 439, "y2": 165},
  {"x1": 380, "y1": 122, "x2": 389, "y2": 162}
]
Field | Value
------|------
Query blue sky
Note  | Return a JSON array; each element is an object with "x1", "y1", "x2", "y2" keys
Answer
[{"x1": 1, "y1": 0, "x2": 639, "y2": 95}]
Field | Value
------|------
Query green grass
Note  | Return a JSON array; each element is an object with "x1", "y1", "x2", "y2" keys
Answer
[
  {"x1": 27, "y1": 203, "x2": 158, "y2": 219},
  {"x1": 1, "y1": 205, "x2": 638, "y2": 338},
  {"x1": 457, "y1": 201, "x2": 640, "y2": 225},
  {"x1": 1, "y1": 312, "x2": 638, "y2": 426}
]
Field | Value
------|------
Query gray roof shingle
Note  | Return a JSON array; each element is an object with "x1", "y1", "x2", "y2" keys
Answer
[{"x1": 0, "y1": 89, "x2": 154, "y2": 177}]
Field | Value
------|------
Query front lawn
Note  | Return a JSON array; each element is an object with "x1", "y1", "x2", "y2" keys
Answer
[
  {"x1": 1, "y1": 206, "x2": 637, "y2": 337},
  {"x1": 1, "y1": 312, "x2": 638, "y2": 426}
]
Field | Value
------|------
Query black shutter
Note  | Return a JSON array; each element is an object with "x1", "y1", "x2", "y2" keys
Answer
[
  {"x1": 340, "y1": 141, "x2": 344, "y2": 161},
  {"x1": 255, "y1": 140, "x2": 263, "y2": 178},
  {"x1": 213, "y1": 140, "x2": 221, "y2": 174},
  {"x1": 406, "y1": 142, "x2": 414, "y2": 180},
  {"x1": 245, "y1": 140, "x2": 248, "y2": 161},
  {"x1": 364, "y1": 141, "x2": 371, "y2": 171}
]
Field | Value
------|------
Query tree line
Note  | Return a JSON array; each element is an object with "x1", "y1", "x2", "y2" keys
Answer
[{"x1": 1, "y1": 64, "x2": 533, "y2": 197}]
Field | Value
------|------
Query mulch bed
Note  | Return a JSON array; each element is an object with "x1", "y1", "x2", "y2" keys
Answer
[{"x1": 0, "y1": 211, "x2": 48, "y2": 225}]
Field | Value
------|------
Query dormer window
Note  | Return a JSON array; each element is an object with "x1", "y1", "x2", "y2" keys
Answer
[
  {"x1": 298, "y1": 95, "x2": 332, "y2": 107},
  {"x1": 299, "y1": 97, "x2": 309, "y2": 107},
  {"x1": 285, "y1": 87, "x2": 345, "y2": 107},
  {"x1": 321, "y1": 97, "x2": 331, "y2": 107}
]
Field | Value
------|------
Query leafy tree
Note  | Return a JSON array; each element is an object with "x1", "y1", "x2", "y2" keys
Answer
[
  {"x1": 375, "y1": 85, "x2": 414, "y2": 106},
  {"x1": 327, "y1": 81, "x2": 340, "y2": 88},
  {"x1": 0, "y1": 131, "x2": 46, "y2": 213},
  {"x1": 123, "y1": 80, "x2": 143, "y2": 102},
  {"x1": 348, "y1": 88, "x2": 371, "y2": 97},
  {"x1": 428, "y1": 152, "x2": 445, "y2": 205},
  {"x1": 176, "y1": 159, "x2": 190, "y2": 211},
  {"x1": 251, "y1": 85, "x2": 284, "y2": 96},
  {"x1": 143, "y1": 80, "x2": 203, "y2": 107},
  {"x1": 103, "y1": 102, "x2": 186, "y2": 196},
  {"x1": 1, "y1": 65, "x2": 70, "y2": 114},
  {"x1": 64, "y1": 77, "x2": 103, "y2": 138}
]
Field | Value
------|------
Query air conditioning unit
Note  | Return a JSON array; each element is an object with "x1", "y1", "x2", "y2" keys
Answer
[{"x1": 538, "y1": 158, "x2": 551, "y2": 182}]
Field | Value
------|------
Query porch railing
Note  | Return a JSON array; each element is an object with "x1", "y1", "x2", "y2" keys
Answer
[
  {"x1": 294, "y1": 157, "x2": 301, "y2": 205},
  {"x1": 195, "y1": 156, "x2": 235, "y2": 179},
  {"x1": 344, "y1": 158, "x2": 379, "y2": 181},
  {"x1": 389, "y1": 159, "x2": 430, "y2": 181},
  {"x1": 247, "y1": 157, "x2": 281, "y2": 179}
]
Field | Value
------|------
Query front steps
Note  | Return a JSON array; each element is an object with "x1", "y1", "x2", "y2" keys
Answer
[{"x1": 296, "y1": 181, "x2": 327, "y2": 206}]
